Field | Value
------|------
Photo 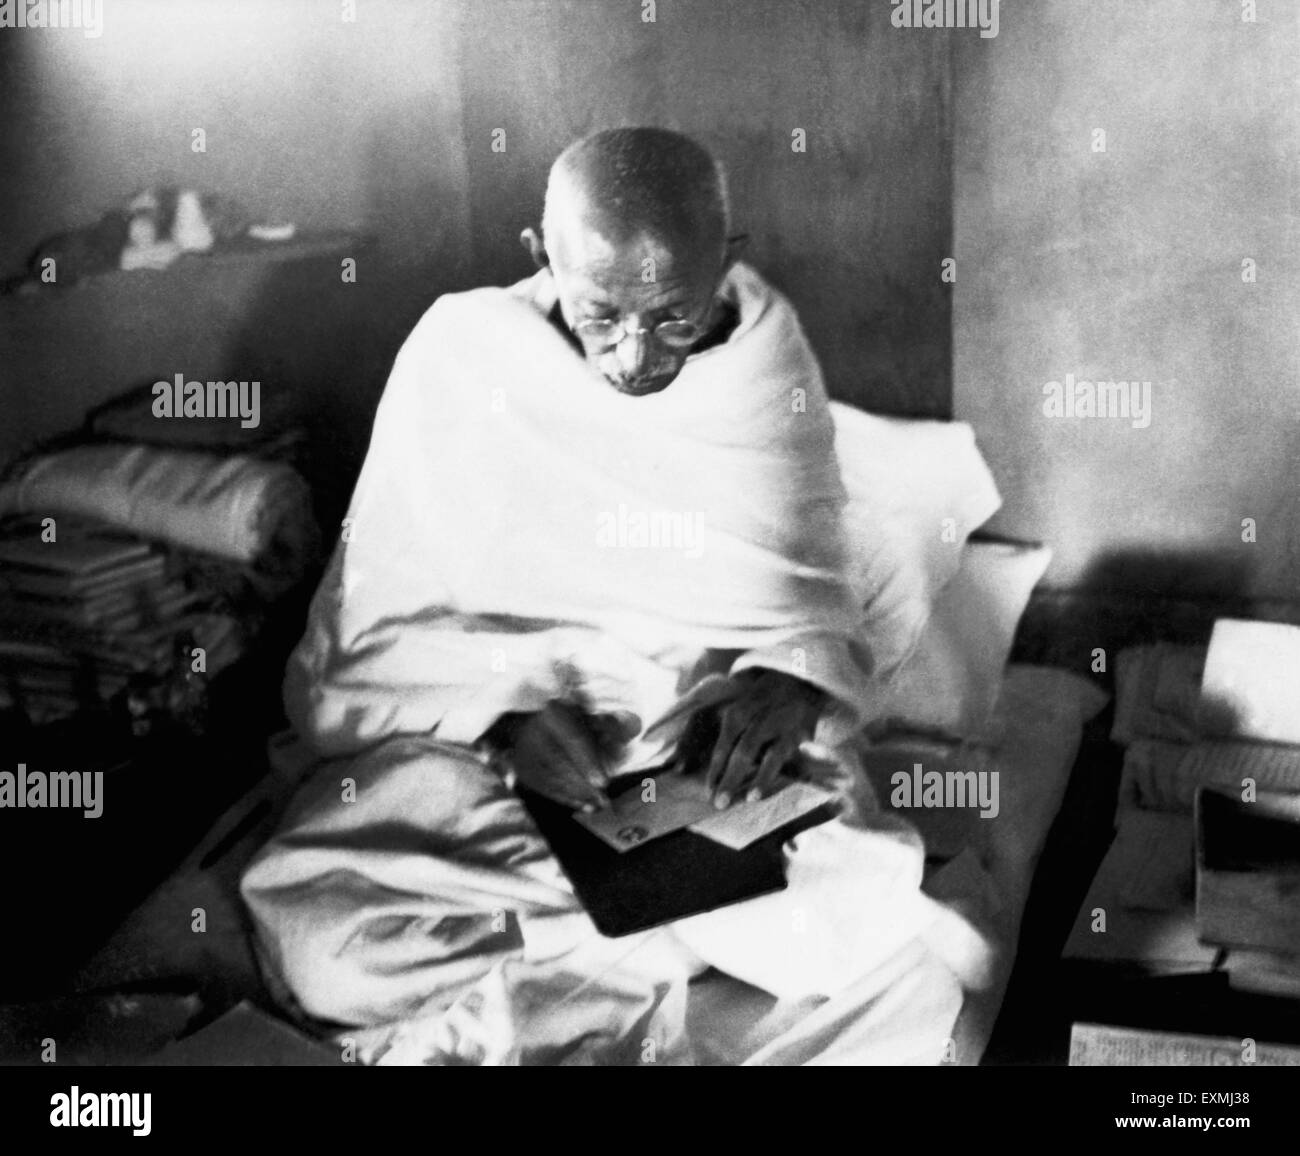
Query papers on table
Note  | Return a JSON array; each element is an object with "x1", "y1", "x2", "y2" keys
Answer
[{"x1": 1199, "y1": 618, "x2": 1300, "y2": 746}]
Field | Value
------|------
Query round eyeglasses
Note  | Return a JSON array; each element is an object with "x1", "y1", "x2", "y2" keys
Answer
[{"x1": 572, "y1": 317, "x2": 703, "y2": 350}]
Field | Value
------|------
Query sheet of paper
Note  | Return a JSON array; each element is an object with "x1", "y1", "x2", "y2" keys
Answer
[
  {"x1": 1063, "y1": 808, "x2": 1217, "y2": 970},
  {"x1": 1069, "y1": 1022, "x2": 1300, "y2": 1066},
  {"x1": 574, "y1": 771, "x2": 717, "y2": 851},
  {"x1": 1124, "y1": 739, "x2": 1300, "y2": 813},
  {"x1": 1200, "y1": 618, "x2": 1300, "y2": 745},
  {"x1": 574, "y1": 770, "x2": 836, "y2": 854},
  {"x1": 688, "y1": 780, "x2": 836, "y2": 850}
]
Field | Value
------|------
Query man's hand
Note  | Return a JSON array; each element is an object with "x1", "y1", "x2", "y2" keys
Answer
[
  {"x1": 500, "y1": 702, "x2": 633, "y2": 812},
  {"x1": 700, "y1": 669, "x2": 828, "y2": 808}
]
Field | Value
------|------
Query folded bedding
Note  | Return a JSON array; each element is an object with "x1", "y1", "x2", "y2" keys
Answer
[
  {"x1": 0, "y1": 444, "x2": 316, "y2": 587},
  {"x1": 0, "y1": 440, "x2": 318, "y2": 725}
]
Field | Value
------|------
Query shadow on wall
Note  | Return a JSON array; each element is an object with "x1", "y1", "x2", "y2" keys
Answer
[
  {"x1": 1083, "y1": 547, "x2": 1258, "y2": 603},
  {"x1": 1011, "y1": 542, "x2": 1300, "y2": 684},
  {"x1": 216, "y1": 249, "x2": 478, "y2": 532}
]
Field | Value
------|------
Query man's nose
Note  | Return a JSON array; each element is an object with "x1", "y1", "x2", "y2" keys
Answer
[{"x1": 614, "y1": 326, "x2": 652, "y2": 379}]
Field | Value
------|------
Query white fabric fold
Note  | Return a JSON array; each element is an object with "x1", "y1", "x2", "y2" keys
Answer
[{"x1": 286, "y1": 261, "x2": 873, "y2": 762}]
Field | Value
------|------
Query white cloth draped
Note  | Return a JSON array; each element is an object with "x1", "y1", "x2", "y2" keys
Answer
[{"x1": 241, "y1": 262, "x2": 994, "y2": 1064}]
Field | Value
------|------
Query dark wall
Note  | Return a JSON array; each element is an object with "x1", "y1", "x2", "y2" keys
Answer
[
  {"x1": 4, "y1": 1, "x2": 1294, "y2": 606},
  {"x1": 0, "y1": 0, "x2": 955, "y2": 485},
  {"x1": 0, "y1": 0, "x2": 476, "y2": 480},
  {"x1": 458, "y1": 0, "x2": 955, "y2": 417}
]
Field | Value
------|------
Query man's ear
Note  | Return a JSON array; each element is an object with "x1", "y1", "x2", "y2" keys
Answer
[
  {"x1": 520, "y1": 227, "x2": 549, "y2": 269},
  {"x1": 722, "y1": 232, "x2": 750, "y2": 272}
]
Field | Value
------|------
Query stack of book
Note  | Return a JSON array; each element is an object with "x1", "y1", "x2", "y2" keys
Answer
[
  {"x1": 0, "y1": 515, "x2": 202, "y2": 722},
  {"x1": 1065, "y1": 621, "x2": 1300, "y2": 1064}
]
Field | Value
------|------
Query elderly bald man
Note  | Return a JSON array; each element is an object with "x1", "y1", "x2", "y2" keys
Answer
[
  {"x1": 522, "y1": 127, "x2": 739, "y2": 398},
  {"x1": 507, "y1": 128, "x2": 834, "y2": 813},
  {"x1": 241, "y1": 128, "x2": 987, "y2": 1065}
]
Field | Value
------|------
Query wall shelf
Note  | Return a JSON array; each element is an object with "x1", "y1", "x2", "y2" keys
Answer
[{"x1": 3, "y1": 229, "x2": 372, "y2": 302}]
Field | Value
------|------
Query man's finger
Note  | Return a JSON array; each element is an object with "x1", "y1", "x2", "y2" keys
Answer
[
  {"x1": 715, "y1": 717, "x2": 766, "y2": 799},
  {"x1": 513, "y1": 745, "x2": 604, "y2": 812},
  {"x1": 543, "y1": 781, "x2": 605, "y2": 812},
  {"x1": 714, "y1": 739, "x2": 760, "y2": 806},
  {"x1": 525, "y1": 719, "x2": 608, "y2": 810},
  {"x1": 590, "y1": 710, "x2": 642, "y2": 751},
  {"x1": 538, "y1": 766, "x2": 607, "y2": 812},
  {"x1": 705, "y1": 713, "x2": 741, "y2": 791},
  {"x1": 706, "y1": 699, "x2": 761, "y2": 790},
  {"x1": 673, "y1": 705, "x2": 721, "y2": 775},
  {"x1": 547, "y1": 708, "x2": 608, "y2": 793},
  {"x1": 749, "y1": 741, "x2": 792, "y2": 801}
]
